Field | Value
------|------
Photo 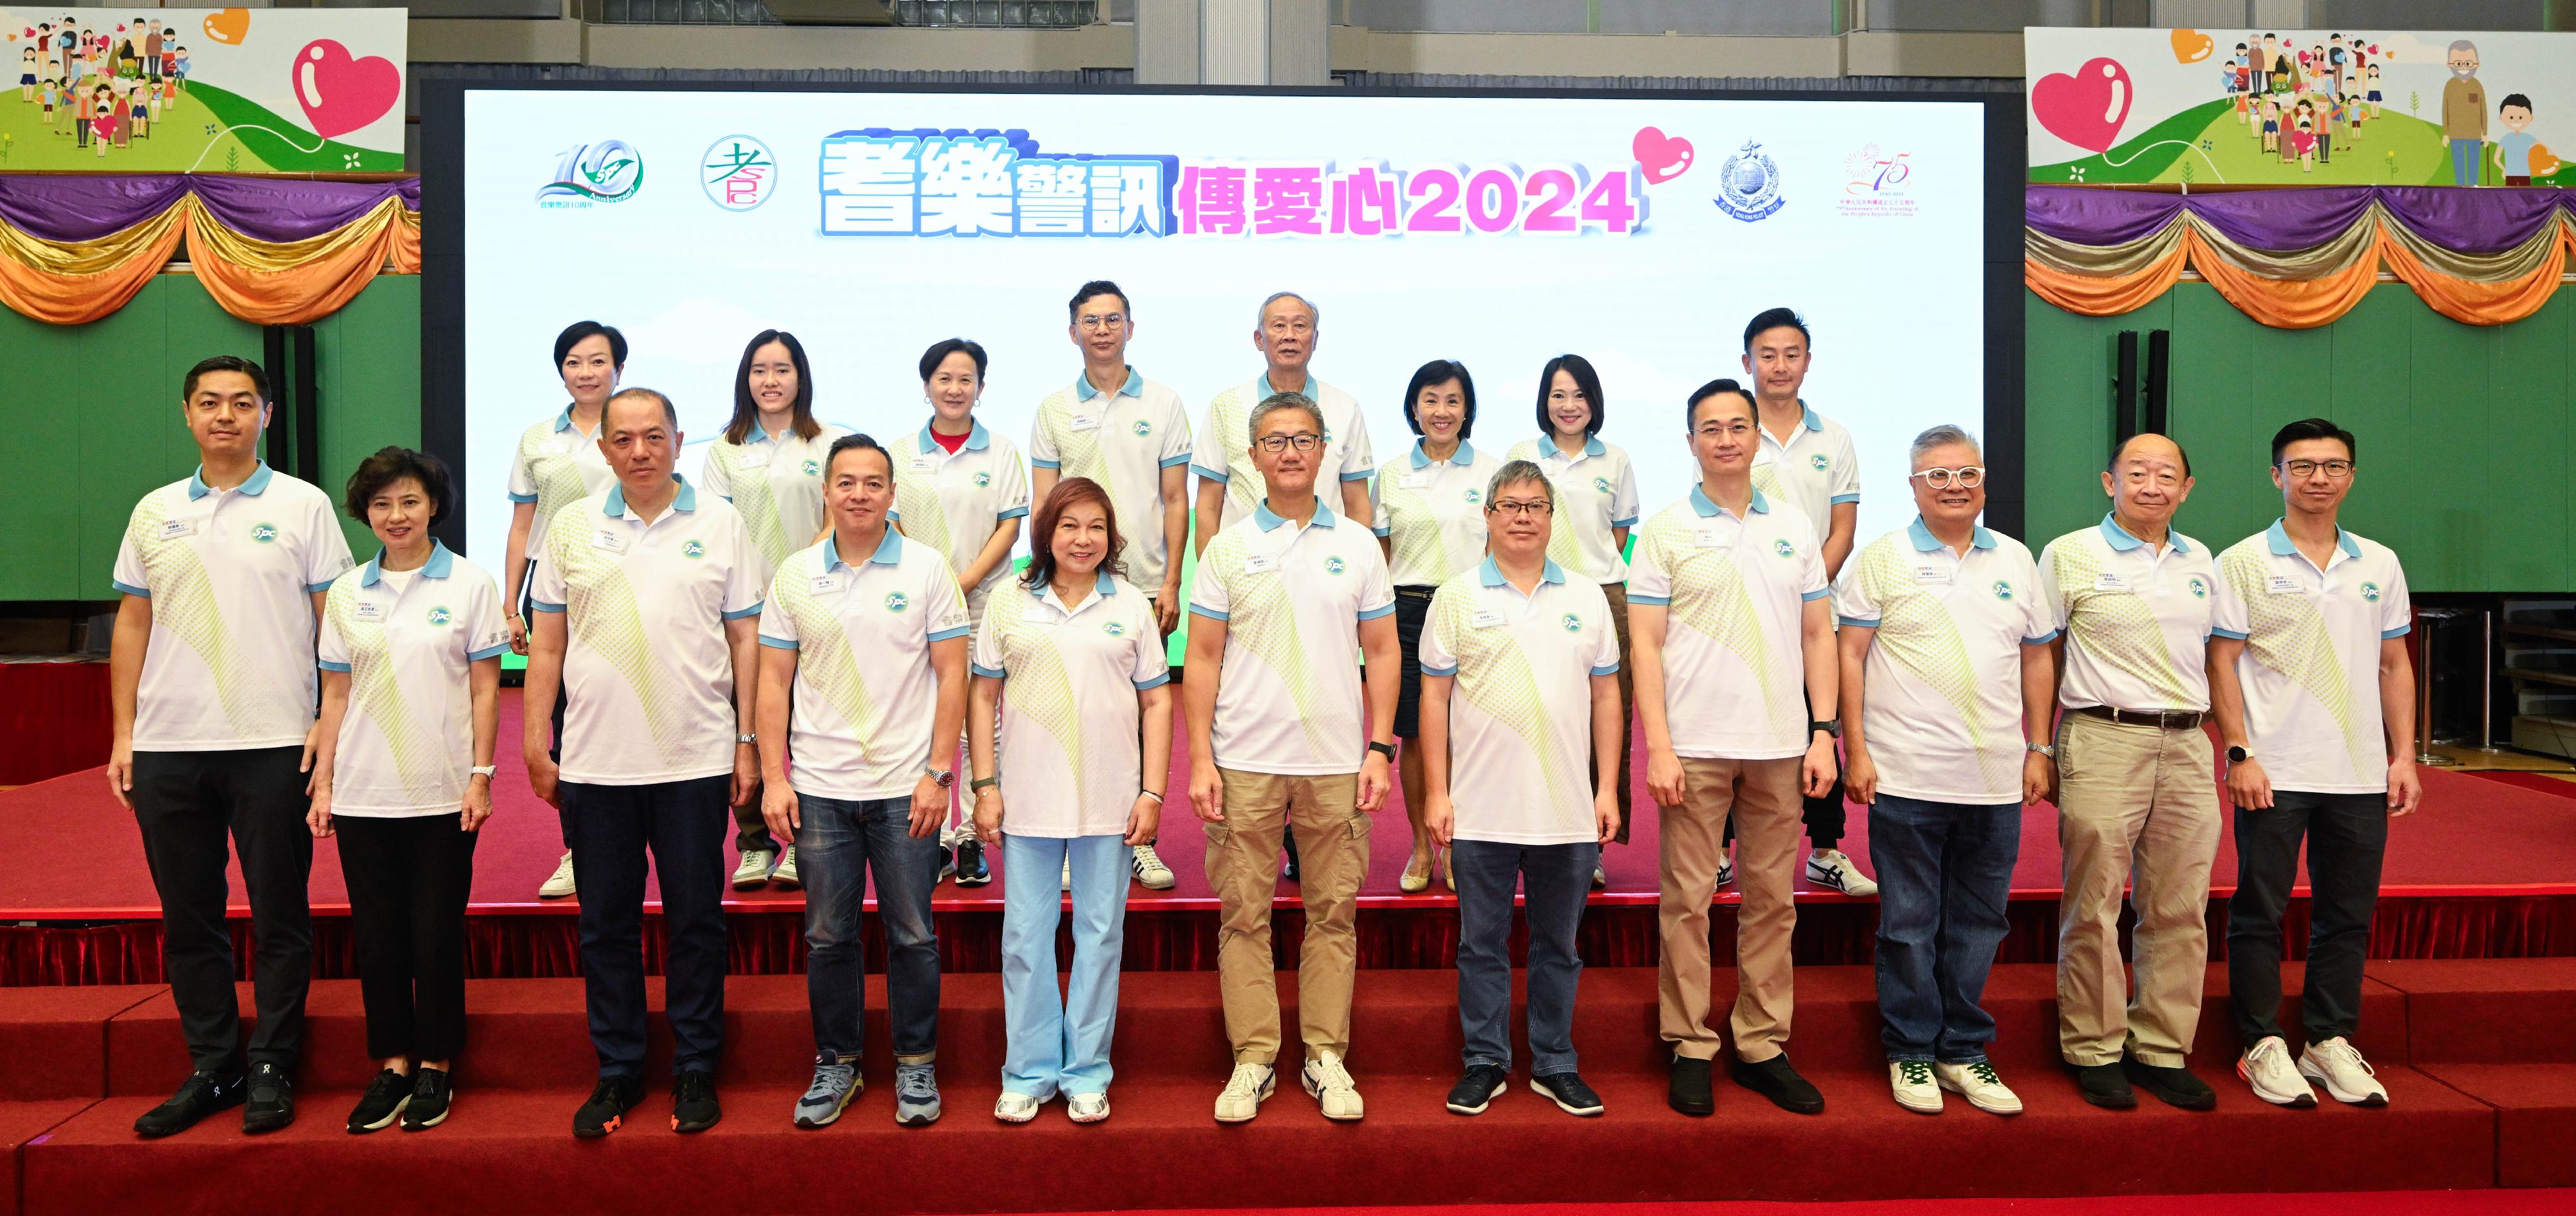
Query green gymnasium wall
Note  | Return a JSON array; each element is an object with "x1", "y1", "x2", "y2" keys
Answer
[
  {"x1": 2024, "y1": 281, "x2": 2576, "y2": 593},
  {"x1": 0, "y1": 276, "x2": 421, "y2": 603}
]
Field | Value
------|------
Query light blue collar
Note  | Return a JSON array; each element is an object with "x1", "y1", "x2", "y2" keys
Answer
[
  {"x1": 746, "y1": 421, "x2": 790, "y2": 446},
  {"x1": 1478, "y1": 556, "x2": 1566, "y2": 588},
  {"x1": 1033, "y1": 568, "x2": 1119, "y2": 602},
  {"x1": 1537, "y1": 433, "x2": 1606, "y2": 460},
  {"x1": 2099, "y1": 512, "x2": 2190, "y2": 554},
  {"x1": 1689, "y1": 484, "x2": 1769, "y2": 518},
  {"x1": 551, "y1": 406, "x2": 578, "y2": 434},
  {"x1": 1409, "y1": 439, "x2": 1476, "y2": 470},
  {"x1": 187, "y1": 461, "x2": 275, "y2": 500},
  {"x1": 1257, "y1": 372, "x2": 1313, "y2": 400},
  {"x1": 2266, "y1": 518, "x2": 2361, "y2": 560},
  {"x1": 1909, "y1": 517, "x2": 1997, "y2": 553},
  {"x1": 359, "y1": 540, "x2": 456, "y2": 587},
  {"x1": 1254, "y1": 498, "x2": 1336, "y2": 531},
  {"x1": 1797, "y1": 404, "x2": 1824, "y2": 433},
  {"x1": 919, "y1": 419, "x2": 990, "y2": 453},
  {"x1": 1075, "y1": 368, "x2": 1142, "y2": 403},
  {"x1": 827, "y1": 526, "x2": 904, "y2": 571},
  {"x1": 604, "y1": 475, "x2": 697, "y2": 519}
]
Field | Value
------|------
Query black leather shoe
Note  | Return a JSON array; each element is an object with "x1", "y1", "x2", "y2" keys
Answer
[
  {"x1": 2123, "y1": 1056, "x2": 2217, "y2": 1110},
  {"x1": 1444, "y1": 1063, "x2": 1508, "y2": 1115},
  {"x1": 1532, "y1": 1070, "x2": 1605, "y2": 1117},
  {"x1": 242, "y1": 1061, "x2": 296, "y2": 1134},
  {"x1": 133, "y1": 1070, "x2": 243, "y2": 1138},
  {"x1": 1730, "y1": 1052, "x2": 1826, "y2": 1115},
  {"x1": 2071, "y1": 1061, "x2": 2137, "y2": 1109},
  {"x1": 573, "y1": 1074, "x2": 644, "y2": 1137},
  {"x1": 1668, "y1": 1054, "x2": 1715, "y2": 1116}
]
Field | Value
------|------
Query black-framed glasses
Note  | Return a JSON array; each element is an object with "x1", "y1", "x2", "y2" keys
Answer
[
  {"x1": 1256, "y1": 433, "x2": 1322, "y2": 453},
  {"x1": 2279, "y1": 459, "x2": 2354, "y2": 479},
  {"x1": 1488, "y1": 498, "x2": 1554, "y2": 517},
  {"x1": 1909, "y1": 466, "x2": 1986, "y2": 489}
]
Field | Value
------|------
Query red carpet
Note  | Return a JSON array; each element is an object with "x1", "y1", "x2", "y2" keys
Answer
[
  {"x1": 984, "y1": 1197, "x2": 2576, "y2": 1216},
  {"x1": 2462, "y1": 770, "x2": 2576, "y2": 801}
]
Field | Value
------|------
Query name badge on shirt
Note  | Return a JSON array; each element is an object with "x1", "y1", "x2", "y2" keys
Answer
[
  {"x1": 1399, "y1": 471, "x2": 1434, "y2": 490},
  {"x1": 591, "y1": 529, "x2": 628, "y2": 554},
  {"x1": 810, "y1": 573, "x2": 846, "y2": 596},
  {"x1": 354, "y1": 601, "x2": 384, "y2": 622},
  {"x1": 1470, "y1": 609, "x2": 1506, "y2": 629},
  {"x1": 1915, "y1": 565, "x2": 1954, "y2": 585},
  {"x1": 158, "y1": 517, "x2": 197, "y2": 540},
  {"x1": 1693, "y1": 527, "x2": 1731, "y2": 550},
  {"x1": 2092, "y1": 572, "x2": 2131, "y2": 593},
  {"x1": 911, "y1": 456, "x2": 936, "y2": 473},
  {"x1": 1242, "y1": 553, "x2": 1279, "y2": 575},
  {"x1": 737, "y1": 445, "x2": 772, "y2": 468},
  {"x1": 2267, "y1": 574, "x2": 2304, "y2": 596},
  {"x1": 1068, "y1": 413, "x2": 1101, "y2": 433}
]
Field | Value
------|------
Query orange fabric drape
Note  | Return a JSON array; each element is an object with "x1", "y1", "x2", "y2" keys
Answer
[
  {"x1": 0, "y1": 205, "x2": 189, "y2": 326},
  {"x1": 2184, "y1": 226, "x2": 2385, "y2": 330},
  {"x1": 2379, "y1": 221, "x2": 2575, "y2": 327},
  {"x1": 181, "y1": 196, "x2": 409, "y2": 327},
  {"x1": 2023, "y1": 242, "x2": 2192, "y2": 318}
]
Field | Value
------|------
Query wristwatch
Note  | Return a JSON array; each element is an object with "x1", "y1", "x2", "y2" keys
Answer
[
  {"x1": 922, "y1": 765, "x2": 955, "y2": 789},
  {"x1": 2026, "y1": 743, "x2": 2056, "y2": 759},
  {"x1": 971, "y1": 775, "x2": 1000, "y2": 793},
  {"x1": 1368, "y1": 741, "x2": 1397, "y2": 761},
  {"x1": 2227, "y1": 745, "x2": 2253, "y2": 765},
  {"x1": 469, "y1": 764, "x2": 498, "y2": 778},
  {"x1": 737, "y1": 733, "x2": 757, "y2": 746},
  {"x1": 1810, "y1": 719, "x2": 1841, "y2": 739}
]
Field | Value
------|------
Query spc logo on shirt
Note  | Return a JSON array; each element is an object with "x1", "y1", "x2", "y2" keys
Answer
[
  {"x1": 2361, "y1": 581, "x2": 2383, "y2": 603},
  {"x1": 426, "y1": 605, "x2": 453, "y2": 627},
  {"x1": 1104, "y1": 620, "x2": 1127, "y2": 638},
  {"x1": 972, "y1": 471, "x2": 993, "y2": 488},
  {"x1": 1324, "y1": 555, "x2": 1348, "y2": 575},
  {"x1": 249, "y1": 522, "x2": 279, "y2": 544},
  {"x1": 1463, "y1": 488, "x2": 1483, "y2": 506},
  {"x1": 681, "y1": 539, "x2": 707, "y2": 560},
  {"x1": 885, "y1": 591, "x2": 910, "y2": 613},
  {"x1": 2187, "y1": 575, "x2": 2210, "y2": 599},
  {"x1": 1992, "y1": 580, "x2": 2015, "y2": 601},
  {"x1": 802, "y1": 459, "x2": 821, "y2": 477},
  {"x1": 1132, "y1": 419, "x2": 1153, "y2": 438},
  {"x1": 1810, "y1": 453, "x2": 1830, "y2": 472},
  {"x1": 1592, "y1": 476, "x2": 1612, "y2": 494},
  {"x1": 1560, "y1": 613, "x2": 1582, "y2": 633},
  {"x1": 1774, "y1": 538, "x2": 1796, "y2": 558}
]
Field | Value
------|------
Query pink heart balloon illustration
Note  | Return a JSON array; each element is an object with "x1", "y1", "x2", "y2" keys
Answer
[
  {"x1": 1632, "y1": 126, "x2": 1694, "y2": 185},
  {"x1": 2031, "y1": 57, "x2": 2132, "y2": 154},
  {"x1": 292, "y1": 38, "x2": 400, "y2": 141}
]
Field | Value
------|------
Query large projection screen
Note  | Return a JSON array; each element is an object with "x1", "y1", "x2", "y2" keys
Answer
[{"x1": 457, "y1": 88, "x2": 1985, "y2": 615}]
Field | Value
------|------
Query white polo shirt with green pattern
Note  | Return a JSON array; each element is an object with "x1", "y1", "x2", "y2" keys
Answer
[
  {"x1": 1504, "y1": 434, "x2": 1641, "y2": 584},
  {"x1": 2211, "y1": 520, "x2": 2412, "y2": 794},
  {"x1": 1188, "y1": 499, "x2": 1397, "y2": 775},
  {"x1": 2038, "y1": 514, "x2": 2217, "y2": 714},
  {"x1": 1370, "y1": 439, "x2": 1502, "y2": 588},
  {"x1": 759, "y1": 529, "x2": 973, "y2": 802},
  {"x1": 317, "y1": 542, "x2": 511, "y2": 816},
  {"x1": 1028, "y1": 368, "x2": 1194, "y2": 594},
  {"x1": 506, "y1": 406, "x2": 616, "y2": 568},
  {"x1": 1748, "y1": 403, "x2": 1861, "y2": 550},
  {"x1": 889, "y1": 419, "x2": 1030, "y2": 620},
  {"x1": 697, "y1": 421, "x2": 852, "y2": 572},
  {"x1": 1418, "y1": 558, "x2": 1622, "y2": 844},
  {"x1": 971, "y1": 569, "x2": 1171, "y2": 838},
  {"x1": 1191, "y1": 373, "x2": 1375, "y2": 533},
  {"x1": 1625, "y1": 485, "x2": 1827, "y2": 761}
]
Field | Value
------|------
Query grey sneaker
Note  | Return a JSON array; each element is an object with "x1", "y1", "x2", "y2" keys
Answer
[
  {"x1": 793, "y1": 1055, "x2": 860, "y2": 1129},
  {"x1": 893, "y1": 1063, "x2": 941, "y2": 1126}
]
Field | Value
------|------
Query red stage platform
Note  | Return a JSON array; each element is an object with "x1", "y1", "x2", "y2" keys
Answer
[{"x1": 3, "y1": 690, "x2": 2573, "y2": 985}]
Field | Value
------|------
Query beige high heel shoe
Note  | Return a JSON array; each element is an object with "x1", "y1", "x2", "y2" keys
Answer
[{"x1": 1399, "y1": 848, "x2": 1434, "y2": 893}]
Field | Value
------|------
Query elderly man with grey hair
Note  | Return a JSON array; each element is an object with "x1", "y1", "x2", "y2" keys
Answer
[
  {"x1": 1830, "y1": 423, "x2": 2057, "y2": 1117},
  {"x1": 2443, "y1": 39, "x2": 2486, "y2": 185}
]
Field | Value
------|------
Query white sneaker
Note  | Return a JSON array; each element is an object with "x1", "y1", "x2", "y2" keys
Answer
[
  {"x1": 2298, "y1": 1037, "x2": 2389, "y2": 1107},
  {"x1": 772, "y1": 846, "x2": 800, "y2": 889},
  {"x1": 1805, "y1": 848, "x2": 1879, "y2": 897},
  {"x1": 732, "y1": 848, "x2": 778, "y2": 891},
  {"x1": 1213, "y1": 1061, "x2": 1275, "y2": 1123},
  {"x1": 1935, "y1": 1059, "x2": 2023, "y2": 1116},
  {"x1": 1300, "y1": 1049, "x2": 1364, "y2": 1121},
  {"x1": 1713, "y1": 851, "x2": 1735, "y2": 893},
  {"x1": 1062, "y1": 856, "x2": 1072, "y2": 893},
  {"x1": 538, "y1": 851, "x2": 577, "y2": 898},
  {"x1": 992, "y1": 1091, "x2": 1043, "y2": 1123},
  {"x1": 1066, "y1": 1092, "x2": 1109, "y2": 1123},
  {"x1": 2238, "y1": 1035, "x2": 2318, "y2": 1107},
  {"x1": 1889, "y1": 1060, "x2": 1942, "y2": 1114},
  {"x1": 1132, "y1": 844, "x2": 1175, "y2": 890}
]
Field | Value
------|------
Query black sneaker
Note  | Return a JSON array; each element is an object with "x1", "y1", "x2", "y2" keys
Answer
[
  {"x1": 573, "y1": 1074, "x2": 643, "y2": 1137},
  {"x1": 1532, "y1": 1070, "x2": 1605, "y2": 1117},
  {"x1": 402, "y1": 1068, "x2": 454, "y2": 1130},
  {"x1": 671, "y1": 1069, "x2": 721, "y2": 1132},
  {"x1": 346, "y1": 1069, "x2": 412, "y2": 1134},
  {"x1": 133, "y1": 1070, "x2": 243, "y2": 1138},
  {"x1": 1729, "y1": 1052, "x2": 1825, "y2": 1115},
  {"x1": 1668, "y1": 1054, "x2": 1714, "y2": 1116},
  {"x1": 1444, "y1": 1063, "x2": 1508, "y2": 1115},
  {"x1": 2070, "y1": 1061, "x2": 2137, "y2": 1109},
  {"x1": 2123, "y1": 1056, "x2": 2217, "y2": 1110},
  {"x1": 242, "y1": 1061, "x2": 296, "y2": 1134},
  {"x1": 952, "y1": 837, "x2": 992, "y2": 888}
]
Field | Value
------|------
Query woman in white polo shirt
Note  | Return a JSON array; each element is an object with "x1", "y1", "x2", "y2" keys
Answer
[
  {"x1": 1502, "y1": 355, "x2": 1642, "y2": 888},
  {"x1": 895, "y1": 337, "x2": 1030, "y2": 888},
  {"x1": 308, "y1": 447, "x2": 510, "y2": 1135},
  {"x1": 967, "y1": 476, "x2": 1171, "y2": 1125},
  {"x1": 701, "y1": 328, "x2": 848, "y2": 893}
]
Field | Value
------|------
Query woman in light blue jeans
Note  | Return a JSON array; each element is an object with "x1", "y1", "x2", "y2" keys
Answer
[{"x1": 967, "y1": 476, "x2": 1173, "y2": 1123}]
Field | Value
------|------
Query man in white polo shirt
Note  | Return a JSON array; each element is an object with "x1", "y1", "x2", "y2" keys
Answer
[
  {"x1": 1192, "y1": 291, "x2": 1374, "y2": 549},
  {"x1": 1738, "y1": 307, "x2": 1874, "y2": 898},
  {"x1": 1186, "y1": 392, "x2": 1399, "y2": 1125},
  {"x1": 524, "y1": 387, "x2": 765, "y2": 1139},
  {"x1": 2038, "y1": 432, "x2": 2222, "y2": 1114},
  {"x1": 756, "y1": 432, "x2": 972, "y2": 1130},
  {"x1": 112, "y1": 355, "x2": 354, "y2": 1139},
  {"x1": 1629, "y1": 378, "x2": 1839, "y2": 1118},
  {"x1": 1418, "y1": 459, "x2": 1623, "y2": 1119},
  {"x1": 2210, "y1": 418, "x2": 2418, "y2": 1110},
  {"x1": 1029, "y1": 279, "x2": 1193, "y2": 891},
  {"x1": 1835, "y1": 424, "x2": 2057, "y2": 1117}
]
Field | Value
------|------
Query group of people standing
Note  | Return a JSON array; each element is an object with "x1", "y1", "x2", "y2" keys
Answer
[
  {"x1": 104, "y1": 283, "x2": 2421, "y2": 1145},
  {"x1": 19, "y1": 15, "x2": 187, "y2": 156}
]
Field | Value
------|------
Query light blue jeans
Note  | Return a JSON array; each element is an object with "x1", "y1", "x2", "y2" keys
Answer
[{"x1": 1001, "y1": 832, "x2": 1130, "y2": 1098}]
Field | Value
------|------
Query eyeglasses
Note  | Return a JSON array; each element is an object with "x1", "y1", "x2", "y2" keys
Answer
[
  {"x1": 1909, "y1": 466, "x2": 1986, "y2": 489},
  {"x1": 1488, "y1": 499, "x2": 1554, "y2": 517},
  {"x1": 1264, "y1": 318, "x2": 1314, "y2": 337},
  {"x1": 1255, "y1": 433, "x2": 1321, "y2": 453},
  {"x1": 2279, "y1": 459, "x2": 2354, "y2": 479},
  {"x1": 1075, "y1": 312, "x2": 1126, "y2": 332}
]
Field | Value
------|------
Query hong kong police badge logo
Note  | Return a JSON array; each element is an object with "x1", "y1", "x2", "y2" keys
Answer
[{"x1": 1715, "y1": 140, "x2": 1786, "y2": 222}]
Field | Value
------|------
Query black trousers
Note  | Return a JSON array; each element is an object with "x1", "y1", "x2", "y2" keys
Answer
[
  {"x1": 130, "y1": 746, "x2": 313, "y2": 1076},
  {"x1": 2227, "y1": 790, "x2": 2388, "y2": 1045},
  {"x1": 336, "y1": 814, "x2": 480, "y2": 1061},
  {"x1": 563, "y1": 775, "x2": 730, "y2": 1077}
]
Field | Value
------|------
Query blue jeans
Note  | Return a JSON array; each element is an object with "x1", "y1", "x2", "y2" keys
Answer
[
  {"x1": 2452, "y1": 137, "x2": 2481, "y2": 185},
  {"x1": 1001, "y1": 833, "x2": 1129, "y2": 1097},
  {"x1": 1868, "y1": 793, "x2": 2020, "y2": 1063},
  {"x1": 562, "y1": 775, "x2": 730, "y2": 1078},
  {"x1": 798, "y1": 793, "x2": 943, "y2": 1063},
  {"x1": 1454, "y1": 837, "x2": 1598, "y2": 1075}
]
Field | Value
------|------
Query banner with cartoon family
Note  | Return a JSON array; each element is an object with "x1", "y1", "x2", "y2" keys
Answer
[
  {"x1": 2026, "y1": 27, "x2": 2573, "y2": 187},
  {"x1": 3, "y1": 7, "x2": 402, "y2": 172}
]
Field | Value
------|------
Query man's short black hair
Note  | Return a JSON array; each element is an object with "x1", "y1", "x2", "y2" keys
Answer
[
  {"x1": 1685, "y1": 377, "x2": 1756, "y2": 429},
  {"x1": 826, "y1": 432, "x2": 895, "y2": 480},
  {"x1": 2108, "y1": 432, "x2": 2193, "y2": 479},
  {"x1": 1403, "y1": 359, "x2": 1477, "y2": 439},
  {"x1": 2270, "y1": 417, "x2": 2356, "y2": 465},
  {"x1": 1741, "y1": 307, "x2": 1811, "y2": 353},
  {"x1": 553, "y1": 319, "x2": 628, "y2": 369},
  {"x1": 1068, "y1": 280, "x2": 1132, "y2": 324},
  {"x1": 1535, "y1": 354, "x2": 1606, "y2": 437},
  {"x1": 343, "y1": 446, "x2": 455, "y2": 527},
  {"x1": 182, "y1": 354, "x2": 268, "y2": 403}
]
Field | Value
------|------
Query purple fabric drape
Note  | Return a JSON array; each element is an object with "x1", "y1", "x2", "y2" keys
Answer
[
  {"x1": 0, "y1": 175, "x2": 418, "y2": 244},
  {"x1": 2027, "y1": 185, "x2": 2576, "y2": 253}
]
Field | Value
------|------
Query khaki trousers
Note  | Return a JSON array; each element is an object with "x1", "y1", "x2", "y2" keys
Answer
[
  {"x1": 2054, "y1": 712, "x2": 2222, "y2": 1067},
  {"x1": 1598, "y1": 583, "x2": 1638, "y2": 844},
  {"x1": 1204, "y1": 768, "x2": 1369, "y2": 1065},
  {"x1": 1656, "y1": 755, "x2": 1803, "y2": 1062}
]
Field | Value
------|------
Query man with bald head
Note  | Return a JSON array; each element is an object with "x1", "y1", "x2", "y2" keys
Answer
[{"x1": 2037, "y1": 433, "x2": 2222, "y2": 1114}]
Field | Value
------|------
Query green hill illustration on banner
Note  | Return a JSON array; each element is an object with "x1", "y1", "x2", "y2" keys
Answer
[
  {"x1": 2034, "y1": 96, "x2": 2574, "y2": 187},
  {"x1": 0, "y1": 81, "x2": 398, "y2": 173}
]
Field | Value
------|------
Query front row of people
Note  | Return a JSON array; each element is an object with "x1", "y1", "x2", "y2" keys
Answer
[{"x1": 109, "y1": 356, "x2": 2416, "y2": 1141}]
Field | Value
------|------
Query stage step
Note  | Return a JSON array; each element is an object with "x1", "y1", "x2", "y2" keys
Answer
[{"x1": 2367, "y1": 957, "x2": 2576, "y2": 1187}]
